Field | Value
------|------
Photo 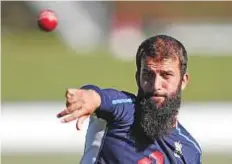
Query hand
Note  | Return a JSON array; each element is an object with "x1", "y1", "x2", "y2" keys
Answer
[{"x1": 57, "y1": 88, "x2": 101, "y2": 126}]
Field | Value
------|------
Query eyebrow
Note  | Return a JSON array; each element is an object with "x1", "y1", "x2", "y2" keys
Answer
[
  {"x1": 162, "y1": 70, "x2": 175, "y2": 74},
  {"x1": 143, "y1": 68, "x2": 174, "y2": 73},
  {"x1": 142, "y1": 68, "x2": 153, "y2": 72}
]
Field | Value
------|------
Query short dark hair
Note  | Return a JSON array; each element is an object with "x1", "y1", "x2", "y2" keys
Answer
[{"x1": 136, "y1": 35, "x2": 188, "y2": 76}]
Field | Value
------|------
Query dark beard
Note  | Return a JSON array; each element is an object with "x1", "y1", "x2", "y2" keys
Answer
[
  {"x1": 131, "y1": 87, "x2": 181, "y2": 146},
  {"x1": 139, "y1": 93, "x2": 180, "y2": 141}
]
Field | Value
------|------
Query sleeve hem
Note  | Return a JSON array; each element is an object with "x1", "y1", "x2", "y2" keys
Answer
[{"x1": 81, "y1": 85, "x2": 106, "y2": 110}]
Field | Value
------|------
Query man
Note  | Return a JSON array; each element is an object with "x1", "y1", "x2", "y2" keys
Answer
[{"x1": 57, "y1": 35, "x2": 202, "y2": 164}]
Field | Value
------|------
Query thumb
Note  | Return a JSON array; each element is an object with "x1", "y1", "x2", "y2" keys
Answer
[{"x1": 76, "y1": 115, "x2": 89, "y2": 130}]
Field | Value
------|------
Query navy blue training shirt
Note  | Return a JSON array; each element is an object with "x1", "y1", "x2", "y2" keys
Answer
[{"x1": 82, "y1": 85, "x2": 202, "y2": 164}]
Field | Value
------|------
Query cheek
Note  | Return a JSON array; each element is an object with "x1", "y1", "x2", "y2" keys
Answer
[
  {"x1": 143, "y1": 81, "x2": 150, "y2": 91},
  {"x1": 139, "y1": 78, "x2": 146, "y2": 89},
  {"x1": 139, "y1": 78, "x2": 151, "y2": 92},
  {"x1": 166, "y1": 79, "x2": 181, "y2": 94}
]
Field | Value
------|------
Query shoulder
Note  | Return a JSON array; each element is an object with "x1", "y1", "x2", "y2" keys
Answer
[
  {"x1": 176, "y1": 122, "x2": 202, "y2": 153},
  {"x1": 174, "y1": 122, "x2": 202, "y2": 163},
  {"x1": 168, "y1": 122, "x2": 202, "y2": 164}
]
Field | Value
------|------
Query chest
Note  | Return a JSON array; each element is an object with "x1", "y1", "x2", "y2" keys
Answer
[{"x1": 96, "y1": 129, "x2": 184, "y2": 164}]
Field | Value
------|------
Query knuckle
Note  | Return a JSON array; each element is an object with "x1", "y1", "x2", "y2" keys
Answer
[
  {"x1": 77, "y1": 89, "x2": 84, "y2": 96},
  {"x1": 67, "y1": 103, "x2": 78, "y2": 112},
  {"x1": 70, "y1": 88, "x2": 78, "y2": 93},
  {"x1": 67, "y1": 106, "x2": 73, "y2": 113},
  {"x1": 67, "y1": 88, "x2": 73, "y2": 92},
  {"x1": 69, "y1": 115, "x2": 75, "y2": 121},
  {"x1": 67, "y1": 97, "x2": 73, "y2": 103},
  {"x1": 66, "y1": 102, "x2": 70, "y2": 107}
]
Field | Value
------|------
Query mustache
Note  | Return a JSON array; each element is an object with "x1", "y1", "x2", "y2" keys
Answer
[{"x1": 143, "y1": 91, "x2": 167, "y2": 98}]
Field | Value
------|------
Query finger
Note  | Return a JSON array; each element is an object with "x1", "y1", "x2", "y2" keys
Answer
[
  {"x1": 57, "y1": 109, "x2": 69, "y2": 118},
  {"x1": 66, "y1": 95, "x2": 79, "y2": 104},
  {"x1": 66, "y1": 89, "x2": 83, "y2": 103},
  {"x1": 61, "y1": 109, "x2": 88, "y2": 123},
  {"x1": 76, "y1": 115, "x2": 89, "y2": 130},
  {"x1": 66, "y1": 97, "x2": 78, "y2": 107},
  {"x1": 58, "y1": 101, "x2": 82, "y2": 118},
  {"x1": 67, "y1": 88, "x2": 83, "y2": 97},
  {"x1": 66, "y1": 101, "x2": 70, "y2": 108},
  {"x1": 66, "y1": 102, "x2": 82, "y2": 113},
  {"x1": 65, "y1": 88, "x2": 76, "y2": 99},
  {"x1": 61, "y1": 114, "x2": 76, "y2": 123}
]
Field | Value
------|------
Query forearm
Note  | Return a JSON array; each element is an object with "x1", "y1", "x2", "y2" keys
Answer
[{"x1": 81, "y1": 84, "x2": 135, "y2": 122}]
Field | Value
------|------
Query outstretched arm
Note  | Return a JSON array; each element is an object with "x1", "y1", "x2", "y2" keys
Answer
[{"x1": 57, "y1": 85, "x2": 135, "y2": 125}]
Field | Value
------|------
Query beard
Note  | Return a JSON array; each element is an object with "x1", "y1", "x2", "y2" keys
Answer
[{"x1": 134, "y1": 86, "x2": 181, "y2": 142}]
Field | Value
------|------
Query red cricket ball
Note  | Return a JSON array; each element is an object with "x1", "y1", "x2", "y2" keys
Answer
[{"x1": 38, "y1": 9, "x2": 58, "y2": 32}]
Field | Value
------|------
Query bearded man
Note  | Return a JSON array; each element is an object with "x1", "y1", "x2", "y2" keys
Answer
[{"x1": 57, "y1": 35, "x2": 202, "y2": 164}]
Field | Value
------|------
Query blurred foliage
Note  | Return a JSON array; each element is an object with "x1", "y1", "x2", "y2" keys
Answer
[{"x1": 2, "y1": 32, "x2": 232, "y2": 102}]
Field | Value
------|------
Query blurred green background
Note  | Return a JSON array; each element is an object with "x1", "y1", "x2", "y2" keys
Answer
[
  {"x1": 2, "y1": 1, "x2": 232, "y2": 164},
  {"x1": 2, "y1": 32, "x2": 232, "y2": 102}
]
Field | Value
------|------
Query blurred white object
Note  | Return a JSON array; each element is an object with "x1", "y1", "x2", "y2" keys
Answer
[
  {"x1": 109, "y1": 26, "x2": 145, "y2": 61},
  {"x1": 165, "y1": 23, "x2": 232, "y2": 55},
  {"x1": 2, "y1": 102, "x2": 232, "y2": 154}
]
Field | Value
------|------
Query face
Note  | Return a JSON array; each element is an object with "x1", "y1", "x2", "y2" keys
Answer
[
  {"x1": 139, "y1": 56, "x2": 187, "y2": 106},
  {"x1": 135, "y1": 56, "x2": 189, "y2": 140}
]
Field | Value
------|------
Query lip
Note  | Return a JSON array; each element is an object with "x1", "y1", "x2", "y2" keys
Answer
[
  {"x1": 151, "y1": 96, "x2": 164, "y2": 100},
  {"x1": 151, "y1": 96, "x2": 165, "y2": 106}
]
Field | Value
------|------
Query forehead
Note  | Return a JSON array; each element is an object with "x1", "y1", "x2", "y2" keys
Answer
[{"x1": 141, "y1": 56, "x2": 180, "y2": 70}]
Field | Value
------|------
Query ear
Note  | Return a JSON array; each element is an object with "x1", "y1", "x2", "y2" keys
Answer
[
  {"x1": 135, "y1": 71, "x2": 140, "y2": 87},
  {"x1": 181, "y1": 73, "x2": 189, "y2": 91}
]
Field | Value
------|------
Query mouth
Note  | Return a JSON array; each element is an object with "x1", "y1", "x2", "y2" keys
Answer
[
  {"x1": 143, "y1": 92, "x2": 166, "y2": 101},
  {"x1": 151, "y1": 95, "x2": 165, "y2": 102},
  {"x1": 150, "y1": 96, "x2": 165, "y2": 108}
]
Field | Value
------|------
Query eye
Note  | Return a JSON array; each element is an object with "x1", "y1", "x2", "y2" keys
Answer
[
  {"x1": 161, "y1": 72, "x2": 173, "y2": 79},
  {"x1": 143, "y1": 71, "x2": 153, "y2": 77},
  {"x1": 142, "y1": 70, "x2": 154, "y2": 79}
]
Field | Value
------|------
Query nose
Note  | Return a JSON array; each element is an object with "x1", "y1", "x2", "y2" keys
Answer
[{"x1": 154, "y1": 75, "x2": 162, "y2": 91}]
